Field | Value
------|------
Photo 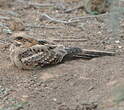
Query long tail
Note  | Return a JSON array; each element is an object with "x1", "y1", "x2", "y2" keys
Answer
[{"x1": 64, "y1": 47, "x2": 115, "y2": 59}]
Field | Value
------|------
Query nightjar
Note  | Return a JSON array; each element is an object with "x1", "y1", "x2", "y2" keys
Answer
[{"x1": 10, "y1": 36, "x2": 115, "y2": 70}]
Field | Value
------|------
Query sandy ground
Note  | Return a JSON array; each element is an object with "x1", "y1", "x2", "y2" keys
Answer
[{"x1": 0, "y1": 0, "x2": 124, "y2": 110}]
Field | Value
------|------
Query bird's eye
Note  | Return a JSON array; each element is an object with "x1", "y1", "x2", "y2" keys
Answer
[{"x1": 15, "y1": 36, "x2": 23, "y2": 40}]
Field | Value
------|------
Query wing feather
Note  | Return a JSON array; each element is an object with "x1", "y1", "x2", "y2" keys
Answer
[{"x1": 14, "y1": 44, "x2": 67, "y2": 69}]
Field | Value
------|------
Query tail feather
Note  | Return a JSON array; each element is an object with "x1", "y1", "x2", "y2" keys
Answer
[{"x1": 64, "y1": 47, "x2": 115, "y2": 59}]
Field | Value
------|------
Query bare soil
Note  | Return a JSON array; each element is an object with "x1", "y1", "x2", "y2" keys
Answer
[{"x1": 0, "y1": 0, "x2": 124, "y2": 110}]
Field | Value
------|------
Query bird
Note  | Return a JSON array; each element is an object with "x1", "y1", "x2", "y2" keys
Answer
[{"x1": 9, "y1": 36, "x2": 115, "y2": 70}]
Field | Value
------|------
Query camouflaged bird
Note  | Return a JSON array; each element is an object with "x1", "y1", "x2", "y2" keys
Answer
[{"x1": 10, "y1": 36, "x2": 115, "y2": 70}]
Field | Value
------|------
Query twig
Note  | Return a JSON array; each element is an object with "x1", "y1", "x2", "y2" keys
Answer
[
  {"x1": 40, "y1": 14, "x2": 78, "y2": 24},
  {"x1": 69, "y1": 13, "x2": 109, "y2": 21},
  {"x1": 52, "y1": 39, "x2": 87, "y2": 42},
  {"x1": 0, "y1": 37, "x2": 12, "y2": 44},
  {"x1": 0, "y1": 10, "x2": 19, "y2": 17},
  {"x1": 40, "y1": 14, "x2": 69, "y2": 24},
  {"x1": 65, "y1": 5, "x2": 84, "y2": 13},
  {"x1": 0, "y1": 16, "x2": 10, "y2": 20},
  {"x1": 40, "y1": 13, "x2": 109, "y2": 25},
  {"x1": 29, "y1": 2, "x2": 54, "y2": 8},
  {"x1": 25, "y1": 24, "x2": 63, "y2": 29}
]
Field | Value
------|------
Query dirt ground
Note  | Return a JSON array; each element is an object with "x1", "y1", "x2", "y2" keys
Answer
[{"x1": 0, "y1": 0, "x2": 124, "y2": 110}]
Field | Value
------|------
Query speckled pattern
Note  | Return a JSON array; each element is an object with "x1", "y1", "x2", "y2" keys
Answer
[{"x1": 0, "y1": 0, "x2": 124, "y2": 110}]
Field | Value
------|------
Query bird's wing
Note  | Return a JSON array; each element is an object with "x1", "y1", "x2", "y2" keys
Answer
[{"x1": 19, "y1": 44, "x2": 66, "y2": 68}]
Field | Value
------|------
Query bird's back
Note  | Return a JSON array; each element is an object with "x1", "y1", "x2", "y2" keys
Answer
[{"x1": 10, "y1": 44, "x2": 67, "y2": 69}]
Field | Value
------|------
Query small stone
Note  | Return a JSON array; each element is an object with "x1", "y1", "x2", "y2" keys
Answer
[
  {"x1": 118, "y1": 46, "x2": 122, "y2": 49},
  {"x1": 21, "y1": 95, "x2": 29, "y2": 101},
  {"x1": 97, "y1": 31, "x2": 102, "y2": 34},
  {"x1": 115, "y1": 40, "x2": 120, "y2": 44},
  {"x1": 53, "y1": 98, "x2": 57, "y2": 101}
]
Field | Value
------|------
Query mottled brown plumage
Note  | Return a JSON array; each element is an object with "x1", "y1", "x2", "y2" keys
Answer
[{"x1": 10, "y1": 36, "x2": 115, "y2": 70}]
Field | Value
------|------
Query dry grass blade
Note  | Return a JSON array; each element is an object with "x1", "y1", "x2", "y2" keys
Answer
[
  {"x1": 0, "y1": 16, "x2": 10, "y2": 20},
  {"x1": 29, "y1": 2, "x2": 54, "y2": 8},
  {"x1": 25, "y1": 24, "x2": 63, "y2": 29},
  {"x1": 40, "y1": 14, "x2": 79, "y2": 24},
  {"x1": 65, "y1": 5, "x2": 84, "y2": 13},
  {"x1": 52, "y1": 39, "x2": 87, "y2": 42}
]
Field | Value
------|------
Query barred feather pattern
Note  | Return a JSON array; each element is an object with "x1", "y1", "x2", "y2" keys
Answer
[
  {"x1": 10, "y1": 44, "x2": 67, "y2": 69},
  {"x1": 10, "y1": 36, "x2": 115, "y2": 70}
]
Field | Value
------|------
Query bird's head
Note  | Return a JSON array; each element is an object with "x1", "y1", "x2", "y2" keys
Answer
[{"x1": 12, "y1": 36, "x2": 39, "y2": 48}]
